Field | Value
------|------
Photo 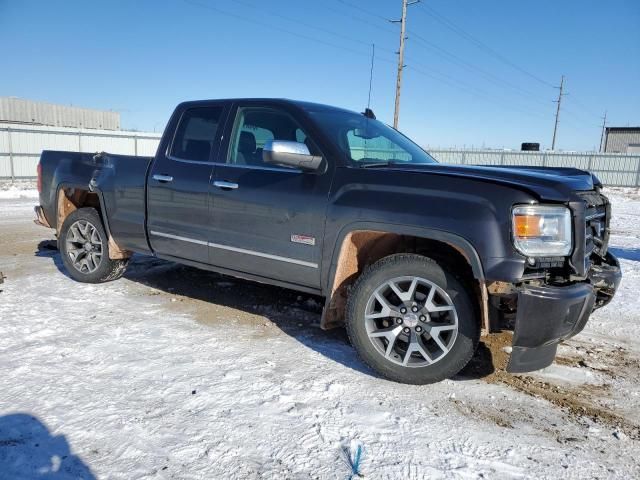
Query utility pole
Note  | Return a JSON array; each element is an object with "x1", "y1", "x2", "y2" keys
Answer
[
  {"x1": 551, "y1": 75, "x2": 565, "y2": 150},
  {"x1": 599, "y1": 110, "x2": 607, "y2": 152},
  {"x1": 391, "y1": 0, "x2": 419, "y2": 129}
]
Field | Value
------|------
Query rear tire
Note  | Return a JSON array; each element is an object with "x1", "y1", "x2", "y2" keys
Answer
[
  {"x1": 58, "y1": 207, "x2": 128, "y2": 283},
  {"x1": 346, "y1": 254, "x2": 479, "y2": 384}
]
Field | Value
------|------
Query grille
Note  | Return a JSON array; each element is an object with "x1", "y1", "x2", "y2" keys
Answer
[{"x1": 577, "y1": 191, "x2": 610, "y2": 271}]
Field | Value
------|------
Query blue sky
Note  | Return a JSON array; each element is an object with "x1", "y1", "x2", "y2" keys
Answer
[{"x1": 1, "y1": 0, "x2": 638, "y2": 150}]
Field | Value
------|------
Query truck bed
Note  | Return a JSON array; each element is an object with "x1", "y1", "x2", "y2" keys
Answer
[{"x1": 39, "y1": 150, "x2": 154, "y2": 253}]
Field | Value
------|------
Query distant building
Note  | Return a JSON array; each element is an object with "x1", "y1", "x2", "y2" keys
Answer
[
  {"x1": 603, "y1": 127, "x2": 640, "y2": 154},
  {"x1": 0, "y1": 97, "x2": 120, "y2": 130}
]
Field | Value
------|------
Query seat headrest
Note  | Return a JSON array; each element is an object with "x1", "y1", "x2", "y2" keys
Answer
[
  {"x1": 239, "y1": 131, "x2": 257, "y2": 153},
  {"x1": 183, "y1": 139, "x2": 211, "y2": 161}
]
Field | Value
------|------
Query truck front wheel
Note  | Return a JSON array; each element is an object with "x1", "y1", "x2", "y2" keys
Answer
[
  {"x1": 59, "y1": 208, "x2": 128, "y2": 283},
  {"x1": 346, "y1": 254, "x2": 479, "y2": 384}
]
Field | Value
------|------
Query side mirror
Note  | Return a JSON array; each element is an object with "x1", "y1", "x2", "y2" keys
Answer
[{"x1": 262, "y1": 140, "x2": 322, "y2": 172}]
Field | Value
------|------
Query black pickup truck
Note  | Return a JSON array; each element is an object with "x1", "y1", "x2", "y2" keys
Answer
[{"x1": 35, "y1": 98, "x2": 621, "y2": 384}]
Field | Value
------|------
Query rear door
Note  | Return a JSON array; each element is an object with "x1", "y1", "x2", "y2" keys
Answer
[
  {"x1": 208, "y1": 102, "x2": 332, "y2": 288},
  {"x1": 147, "y1": 102, "x2": 229, "y2": 263}
]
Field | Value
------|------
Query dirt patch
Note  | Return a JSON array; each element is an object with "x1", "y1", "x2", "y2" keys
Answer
[
  {"x1": 0, "y1": 228, "x2": 52, "y2": 257},
  {"x1": 122, "y1": 257, "x2": 323, "y2": 336},
  {"x1": 450, "y1": 398, "x2": 515, "y2": 429},
  {"x1": 476, "y1": 332, "x2": 640, "y2": 440},
  {"x1": 163, "y1": 291, "x2": 277, "y2": 331},
  {"x1": 553, "y1": 355, "x2": 581, "y2": 367},
  {"x1": 460, "y1": 330, "x2": 513, "y2": 380},
  {"x1": 556, "y1": 342, "x2": 640, "y2": 380}
]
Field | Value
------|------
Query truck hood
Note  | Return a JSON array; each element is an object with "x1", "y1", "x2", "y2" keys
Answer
[{"x1": 388, "y1": 164, "x2": 598, "y2": 202}]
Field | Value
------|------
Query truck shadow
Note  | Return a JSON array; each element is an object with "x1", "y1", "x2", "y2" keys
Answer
[
  {"x1": 121, "y1": 254, "x2": 379, "y2": 377},
  {"x1": 609, "y1": 246, "x2": 640, "y2": 262},
  {"x1": 35, "y1": 239, "x2": 73, "y2": 279},
  {"x1": 0, "y1": 413, "x2": 96, "y2": 479},
  {"x1": 36, "y1": 242, "x2": 496, "y2": 381}
]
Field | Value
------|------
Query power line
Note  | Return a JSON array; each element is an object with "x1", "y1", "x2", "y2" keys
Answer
[
  {"x1": 183, "y1": 0, "x2": 599, "y2": 137},
  {"x1": 338, "y1": 0, "x2": 393, "y2": 24},
  {"x1": 228, "y1": 0, "x2": 398, "y2": 56},
  {"x1": 406, "y1": 65, "x2": 550, "y2": 121},
  {"x1": 335, "y1": 0, "x2": 605, "y2": 129},
  {"x1": 324, "y1": 2, "x2": 398, "y2": 36},
  {"x1": 416, "y1": 2, "x2": 607, "y2": 122},
  {"x1": 182, "y1": 0, "x2": 392, "y2": 63},
  {"x1": 559, "y1": 107, "x2": 602, "y2": 130},
  {"x1": 417, "y1": 2, "x2": 557, "y2": 89},
  {"x1": 405, "y1": 29, "x2": 552, "y2": 109},
  {"x1": 568, "y1": 96, "x2": 605, "y2": 120},
  {"x1": 335, "y1": 1, "x2": 558, "y2": 111}
]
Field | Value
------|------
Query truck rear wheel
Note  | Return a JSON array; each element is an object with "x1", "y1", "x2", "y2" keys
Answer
[
  {"x1": 59, "y1": 207, "x2": 128, "y2": 283},
  {"x1": 346, "y1": 254, "x2": 479, "y2": 384}
]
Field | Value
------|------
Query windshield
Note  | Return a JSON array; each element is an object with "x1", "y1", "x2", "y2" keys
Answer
[{"x1": 307, "y1": 109, "x2": 437, "y2": 166}]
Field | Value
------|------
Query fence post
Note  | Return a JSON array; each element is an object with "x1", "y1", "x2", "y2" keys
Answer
[
  {"x1": 461, "y1": 151, "x2": 466, "y2": 165},
  {"x1": 588, "y1": 154, "x2": 594, "y2": 171},
  {"x1": 134, "y1": 135, "x2": 138, "y2": 156},
  {"x1": 542, "y1": 152, "x2": 547, "y2": 167},
  {"x1": 500, "y1": 151, "x2": 505, "y2": 165},
  {"x1": 78, "y1": 129, "x2": 82, "y2": 152},
  {"x1": 635, "y1": 156, "x2": 640, "y2": 187},
  {"x1": 7, "y1": 126, "x2": 15, "y2": 181}
]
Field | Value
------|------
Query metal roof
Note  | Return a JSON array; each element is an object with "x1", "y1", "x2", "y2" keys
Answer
[
  {"x1": 0, "y1": 97, "x2": 121, "y2": 130},
  {"x1": 605, "y1": 126, "x2": 640, "y2": 132}
]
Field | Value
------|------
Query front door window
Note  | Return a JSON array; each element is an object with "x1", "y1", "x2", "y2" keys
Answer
[{"x1": 227, "y1": 107, "x2": 320, "y2": 167}]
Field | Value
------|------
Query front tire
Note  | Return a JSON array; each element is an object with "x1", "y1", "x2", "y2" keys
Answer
[
  {"x1": 346, "y1": 254, "x2": 479, "y2": 384},
  {"x1": 58, "y1": 207, "x2": 128, "y2": 283}
]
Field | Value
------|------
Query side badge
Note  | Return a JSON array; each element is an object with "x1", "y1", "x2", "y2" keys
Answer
[{"x1": 291, "y1": 234, "x2": 316, "y2": 246}]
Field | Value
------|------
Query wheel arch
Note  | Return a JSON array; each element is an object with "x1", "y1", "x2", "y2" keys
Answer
[
  {"x1": 54, "y1": 183, "x2": 131, "y2": 260},
  {"x1": 321, "y1": 222, "x2": 488, "y2": 332}
]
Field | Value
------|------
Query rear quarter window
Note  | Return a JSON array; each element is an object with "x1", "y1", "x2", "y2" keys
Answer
[{"x1": 170, "y1": 107, "x2": 223, "y2": 162}]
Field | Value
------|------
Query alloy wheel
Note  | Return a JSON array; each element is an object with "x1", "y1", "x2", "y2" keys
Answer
[
  {"x1": 364, "y1": 276, "x2": 459, "y2": 367},
  {"x1": 65, "y1": 220, "x2": 104, "y2": 274}
]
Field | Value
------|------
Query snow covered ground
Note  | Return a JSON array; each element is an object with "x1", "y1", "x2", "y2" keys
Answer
[
  {"x1": 0, "y1": 185, "x2": 639, "y2": 479},
  {"x1": 0, "y1": 182, "x2": 38, "y2": 200}
]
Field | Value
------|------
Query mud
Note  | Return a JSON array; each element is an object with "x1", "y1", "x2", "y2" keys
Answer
[
  {"x1": 146, "y1": 261, "x2": 640, "y2": 441},
  {"x1": 476, "y1": 331, "x2": 640, "y2": 440},
  {"x1": 450, "y1": 398, "x2": 515, "y2": 429},
  {"x1": 556, "y1": 341, "x2": 640, "y2": 380},
  {"x1": 122, "y1": 256, "x2": 324, "y2": 337},
  {"x1": 4, "y1": 194, "x2": 639, "y2": 445}
]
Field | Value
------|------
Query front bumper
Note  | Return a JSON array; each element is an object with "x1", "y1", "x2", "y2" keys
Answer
[{"x1": 506, "y1": 252, "x2": 622, "y2": 373}]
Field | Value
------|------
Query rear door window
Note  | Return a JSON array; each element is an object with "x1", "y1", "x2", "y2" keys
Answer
[{"x1": 170, "y1": 107, "x2": 224, "y2": 162}]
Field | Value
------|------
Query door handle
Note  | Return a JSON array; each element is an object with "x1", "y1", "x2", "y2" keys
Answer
[
  {"x1": 153, "y1": 174, "x2": 174, "y2": 183},
  {"x1": 213, "y1": 180, "x2": 239, "y2": 190}
]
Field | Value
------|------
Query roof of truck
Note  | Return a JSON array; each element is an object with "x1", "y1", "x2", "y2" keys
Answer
[{"x1": 180, "y1": 98, "x2": 357, "y2": 114}]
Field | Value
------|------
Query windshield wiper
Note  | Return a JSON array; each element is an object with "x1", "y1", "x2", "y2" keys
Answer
[
  {"x1": 359, "y1": 161, "x2": 397, "y2": 168},
  {"x1": 360, "y1": 161, "x2": 437, "y2": 169}
]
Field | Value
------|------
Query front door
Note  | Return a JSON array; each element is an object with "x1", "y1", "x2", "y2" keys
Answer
[
  {"x1": 147, "y1": 102, "x2": 228, "y2": 263},
  {"x1": 209, "y1": 103, "x2": 332, "y2": 288}
]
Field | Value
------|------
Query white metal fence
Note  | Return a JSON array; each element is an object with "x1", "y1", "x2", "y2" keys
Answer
[
  {"x1": 0, "y1": 123, "x2": 161, "y2": 179},
  {"x1": 2, "y1": 127, "x2": 640, "y2": 187},
  {"x1": 428, "y1": 149, "x2": 640, "y2": 187}
]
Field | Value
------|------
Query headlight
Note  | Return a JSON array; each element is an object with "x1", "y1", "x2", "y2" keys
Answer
[{"x1": 512, "y1": 205, "x2": 572, "y2": 256}]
